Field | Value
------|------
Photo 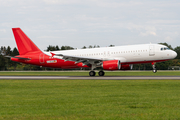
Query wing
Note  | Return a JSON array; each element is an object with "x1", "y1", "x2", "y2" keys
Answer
[
  {"x1": 50, "y1": 53, "x2": 126, "y2": 66},
  {"x1": 52, "y1": 53, "x2": 103, "y2": 65}
]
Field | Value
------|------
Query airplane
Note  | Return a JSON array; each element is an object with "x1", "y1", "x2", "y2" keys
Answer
[{"x1": 7, "y1": 28, "x2": 177, "y2": 76}]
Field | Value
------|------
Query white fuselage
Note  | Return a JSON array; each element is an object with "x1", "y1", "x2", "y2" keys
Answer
[{"x1": 44, "y1": 44, "x2": 177, "y2": 64}]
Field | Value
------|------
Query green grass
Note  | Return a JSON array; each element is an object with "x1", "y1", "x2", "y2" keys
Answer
[
  {"x1": 0, "y1": 71, "x2": 180, "y2": 76},
  {"x1": 1, "y1": 80, "x2": 180, "y2": 119}
]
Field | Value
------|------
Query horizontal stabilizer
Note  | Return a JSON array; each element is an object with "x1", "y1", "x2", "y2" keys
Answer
[{"x1": 5, "y1": 56, "x2": 31, "y2": 60}]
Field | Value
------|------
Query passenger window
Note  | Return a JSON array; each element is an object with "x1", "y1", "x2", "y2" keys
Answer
[{"x1": 161, "y1": 48, "x2": 163, "y2": 51}]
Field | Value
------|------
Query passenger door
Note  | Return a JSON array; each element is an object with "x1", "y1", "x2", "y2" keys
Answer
[{"x1": 149, "y1": 45, "x2": 155, "y2": 56}]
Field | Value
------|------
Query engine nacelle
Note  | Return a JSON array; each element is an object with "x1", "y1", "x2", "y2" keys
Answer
[
  {"x1": 121, "y1": 64, "x2": 133, "y2": 70},
  {"x1": 102, "y1": 60, "x2": 121, "y2": 70}
]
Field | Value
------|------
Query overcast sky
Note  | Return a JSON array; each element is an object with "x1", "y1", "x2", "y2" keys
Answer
[{"x1": 0, "y1": 0, "x2": 180, "y2": 50}]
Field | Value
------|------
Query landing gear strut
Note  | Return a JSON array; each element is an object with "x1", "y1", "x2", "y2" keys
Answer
[
  {"x1": 89, "y1": 64, "x2": 96, "y2": 76},
  {"x1": 152, "y1": 62, "x2": 157, "y2": 73}
]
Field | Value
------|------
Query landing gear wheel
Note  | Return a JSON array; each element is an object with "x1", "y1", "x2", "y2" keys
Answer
[
  {"x1": 89, "y1": 71, "x2": 96, "y2": 76},
  {"x1": 152, "y1": 69, "x2": 157, "y2": 73},
  {"x1": 98, "y1": 71, "x2": 105, "y2": 76}
]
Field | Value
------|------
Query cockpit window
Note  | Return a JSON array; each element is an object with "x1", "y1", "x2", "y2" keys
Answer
[{"x1": 160, "y1": 47, "x2": 170, "y2": 51}]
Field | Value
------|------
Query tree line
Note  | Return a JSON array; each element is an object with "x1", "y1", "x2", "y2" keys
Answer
[{"x1": 0, "y1": 43, "x2": 180, "y2": 71}]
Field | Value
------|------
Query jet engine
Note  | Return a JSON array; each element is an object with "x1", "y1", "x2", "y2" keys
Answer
[
  {"x1": 102, "y1": 60, "x2": 121, "y2": 70},
  {"x1": 121, "y1": 64, "x2": 133, "y2": 70}
]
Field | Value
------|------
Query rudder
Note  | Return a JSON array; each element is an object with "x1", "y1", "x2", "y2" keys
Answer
[{"x1": 12, "y1": 28, "x2": 41, "y2": 55}]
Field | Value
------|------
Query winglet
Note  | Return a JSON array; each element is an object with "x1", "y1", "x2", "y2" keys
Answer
[
  {"x1": 50, "y1": 52, "x2": 56, "y2": 57},
  {"x1": 50, "y1": 53, "x2": 63, "y2": 57}
]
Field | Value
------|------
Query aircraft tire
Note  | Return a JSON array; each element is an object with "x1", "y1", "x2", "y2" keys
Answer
[
  {"x1": 152, "y1": 69, "x2": 157, "y2": 73},
  {"x1": 89, "y1": 71, "x2": 96, "y2": 76},
  {"x1": 98, "y1": 71, "x2": 105, "y2": 76}
]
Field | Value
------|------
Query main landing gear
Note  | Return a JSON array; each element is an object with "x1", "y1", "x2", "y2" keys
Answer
[
  {"x1": 152, "y1": 62, "x2": 157, "y2": 73},
  {"x1": 89, "y1": 70, "x2": 105, "y2": 76},
  {"x1": 89, "y1": 64, "x2": 105, "y2": 76}
]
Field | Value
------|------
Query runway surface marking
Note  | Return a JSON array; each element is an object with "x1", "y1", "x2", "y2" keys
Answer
[{"x1": 0, "y1": 76, "x2": 180, "y2": 80}]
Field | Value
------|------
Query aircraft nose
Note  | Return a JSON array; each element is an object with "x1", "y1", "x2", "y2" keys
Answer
[{"x1": 172, "y1": 51, "x2": 177, "y2": 59}]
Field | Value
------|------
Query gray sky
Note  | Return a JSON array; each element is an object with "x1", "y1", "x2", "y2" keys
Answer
[{"x1": 0, "y1": 0, "x2": 180, "y2": 50}]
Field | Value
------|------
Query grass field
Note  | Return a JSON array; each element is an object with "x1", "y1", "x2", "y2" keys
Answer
[
  {"x1": 0, "y1": 70, "x2": 180, "y2": 76},
  {"x1": 1, "y1": 79, "x2": 180, "y2": 120}
]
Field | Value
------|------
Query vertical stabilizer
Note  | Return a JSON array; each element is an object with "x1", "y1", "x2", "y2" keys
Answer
[{"x1": 12, "y1": 28, "x2": 41, "y2": 55}]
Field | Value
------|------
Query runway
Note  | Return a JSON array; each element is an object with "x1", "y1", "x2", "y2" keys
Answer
[{"x1": 0, "y1": 76, "x2": 180, "y2": 80}]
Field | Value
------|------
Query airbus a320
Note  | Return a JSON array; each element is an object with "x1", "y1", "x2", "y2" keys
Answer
[{"x1": 7, "y1": 28, "x2": 177, "y2": 76}]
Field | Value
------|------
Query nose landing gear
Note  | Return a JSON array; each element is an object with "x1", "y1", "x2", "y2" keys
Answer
[{"x1": 152, "y1": 62, "x2": 157, "y2": 73}]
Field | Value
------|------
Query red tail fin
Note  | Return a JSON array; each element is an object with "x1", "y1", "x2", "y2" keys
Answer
[{"x1": 12, "y1": 28, "x2": 41, "y2": 55}]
